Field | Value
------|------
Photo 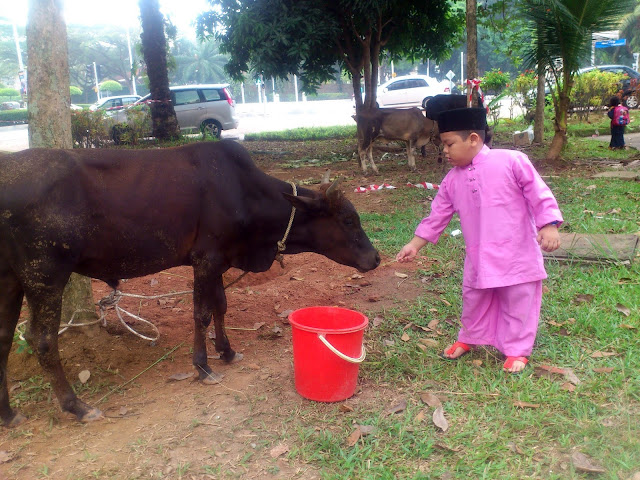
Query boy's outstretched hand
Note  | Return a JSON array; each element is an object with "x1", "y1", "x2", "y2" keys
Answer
[
  {"x1": 396, "y1": 236, "x2": 428, "y2": 263},
  {"x1": 537, "y1": 224, "x2": 561, "y2": 252}
]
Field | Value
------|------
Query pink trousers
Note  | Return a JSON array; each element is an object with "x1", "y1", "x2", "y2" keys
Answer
[{"x1": 457, "y1": 280, "x2": 542, "y2": 357}]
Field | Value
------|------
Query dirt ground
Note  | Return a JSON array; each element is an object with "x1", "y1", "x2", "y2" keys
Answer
[{"x1": 0, "y1": 140, "x2": 449, "y2": 480}]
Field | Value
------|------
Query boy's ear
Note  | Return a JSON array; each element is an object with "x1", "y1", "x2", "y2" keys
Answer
[{"x1": 469, "y1": 131, "x2": 482, "y2": 144}]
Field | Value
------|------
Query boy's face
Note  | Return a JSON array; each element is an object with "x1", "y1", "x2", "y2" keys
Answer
[{"x1": 440, "y1": 131, "x2": 483, "y2": 168}]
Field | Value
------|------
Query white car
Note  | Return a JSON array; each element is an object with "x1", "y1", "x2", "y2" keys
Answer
[{"x1": 377, "y1": 75, "x2": 450, "y2": 109}]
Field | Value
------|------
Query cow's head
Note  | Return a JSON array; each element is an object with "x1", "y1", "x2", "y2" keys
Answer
[{"x1": 283, "y1": 179, "x2": 380, "y2": 272}]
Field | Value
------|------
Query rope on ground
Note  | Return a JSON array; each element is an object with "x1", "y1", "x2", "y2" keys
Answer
[{"x1": 15, "y1": 270, "x2": 253, "y2": 343}]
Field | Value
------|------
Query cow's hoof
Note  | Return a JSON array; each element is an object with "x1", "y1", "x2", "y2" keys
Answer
[
  {"x1": 227, "y1": 352, "x2": 244, "y2": 364},
  {"x1": 3, "y1": 411, "x2": 27, "y2": 428},
  {"x1": 201, "y1": 372, "x2": 224, "y2": 385},
  {"x1": 80, "y1": 407, "x2": 103, "y2": 423}
]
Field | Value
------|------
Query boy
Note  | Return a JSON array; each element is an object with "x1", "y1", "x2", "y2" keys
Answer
[{"x1": 396, "y1": 108, "x2": 562, "y2": 373}]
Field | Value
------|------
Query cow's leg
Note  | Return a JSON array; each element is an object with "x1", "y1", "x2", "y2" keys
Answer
[
  {"x1": 0, "y1": 267, "x2": 26, "y2": 427},
  {"x1": 368, "y1": 145, "x2": 379, "y2": 174},
  {"x1": 192, "y1": 267, "x2": 240, "y2": 384},
  {"x1": 407, "y1": 140, "x2": 417, "y2": 171},
  {"x1": 24, "y1": 286, "x2": 102, "y2": 422}
]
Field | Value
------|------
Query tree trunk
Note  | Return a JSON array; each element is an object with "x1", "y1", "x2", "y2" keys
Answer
[
  {"x1": 27, "y1": 0, "x2": 97, "y2": 327},
  {"x1": 466, "y1": 0, "x2": 478, "y2": 106},
  {"x1": 533, "y1": 63, "x2": 546, "y2": 143},
  {"x1": 546, "y1": 89, "x2": 570, "y2": 162},
  {"x1": 139, "y1": 0, "x2": 180, "y2": 140}
]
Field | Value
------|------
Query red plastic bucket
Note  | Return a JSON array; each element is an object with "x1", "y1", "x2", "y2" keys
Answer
[{"x1": 289, "y1": 306, "x2": 368, "y2": 402}]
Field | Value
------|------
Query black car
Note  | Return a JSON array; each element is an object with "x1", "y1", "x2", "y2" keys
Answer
[{"x1": 578, "y1": 65, "x2": 640, "y2": 108}]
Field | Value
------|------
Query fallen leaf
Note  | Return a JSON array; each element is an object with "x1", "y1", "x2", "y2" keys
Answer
[
  {"x1": 574, "y1": 294, "x2": 594, "y2": 304},
  {"x1": 383, "y1": 339, "x2": 395, "y2": 347},
  {"x1": 414, "y1": 410, "x2": 426, "y2": 423},
  {"x1": 593, "y1": 367, "x2": 615, "y2": 373},
  {"x1": 401, "y1": 332, "x2": 411, "y2": 342},
  {"x1": 253, "y1": 322, "x2": 266, "y2": 330},
  {"x1": 150, "y1": 278, "x2": 158, "y2": 286},
  {"x1": 571, "y1": 451, "x2": 605, "y2": 474},
  {"x1": 472, "y1": 359, "x2": 483, "y2": 367},
  {"x1": 506, "y1": 441, "x2": 524, "y2": 455},
  {"x1": 168, "y1": 372, "x2": 195, "y2": 381},
  {"x1": 269, "y1": 443, "x2": 290, "y2": 458},
  {"x1": 434, "y1": 443, "x2": 460, "y2": 453},
  {"x1": 513, "y1": 401, "x2": 540, "y2": 409},
  {"x1": 386, "y1": 399, "x2": 407, "y2": 415},
  {"x1": 416, "y1": 344, "x2": 427, "y2": 352},
  {"x1": 394, "y1": 271, "x2": 409, "y2": 278},
  {"x1": 358, "y1": 424, "x2": 376, "y2": 436},
  {"x1": 339, "y1": 404, "x2": 354, "y2": 413},
  {"x1": 419, "y1": 338, "x2": 439, "y2": 348},
  {"x1": 373, "y1": 316, "x2": 384, "y2": 327},
  {"x1": 119, "y1": 406, "x2": 129, "y2": 416},
  {"x1": 615, "y1": 303, "x2": 631, "y2": 316},
  {"x1": 290, "y1": 276, "x2": 304, "y2": 281},
  {"x1": 428, "y1": 319, "x2": 440, "y2": 330},
  {"x1": 536, "y1": 364, "x2": 581, "y2": 385},
  {"x1": 564, "y1": 368, "x2": 581, "y2": 385},
  {"x1": 368, "y1": 296, "x2": 380, "y2": 302},
  {"x1": 440, "y1": 298, "x2": 451, "y2": 306},
  {"x1": 272, "y1": 324, "x2": 283, "y2": 335},
  {"x1": 78, "y1": 370, "x2": 91, "y2": 384},
  {"x1": 403, "y1": 322, "x2": 414, "y2": 330},
  {"x1": 432, "y1": 406, "x2": 449, "y2": 432},
  {"x1": 619, "y1": 323, "x2": 637, "y2": 330},
  {"x1": 351, "y1": 273, "x2": 364, "y2": 279},
  {"x1": 542, "y1": 285, "x2": 550, "y2": 294},
  {"x1": 591, "y1": 351, "x2": 617, "y2": 358},
  {"x1": 277, "y1": 310, "x2": 293, "y2": 318},
  {"x1": 346, "y1": 429, "x2": 361, "y2": 446},
  {"x1": 0, "y1": 450, "x2": 13, "y2": 464},
  {"x1": 420, "y1": 392, "x2": 442, "y2": 407},
  {"x1": 561, "y1": 382, "x2": 576, "y2": 392},
  {"x1": 585, "y1": 184, "x2": 597, "y2": 190}
]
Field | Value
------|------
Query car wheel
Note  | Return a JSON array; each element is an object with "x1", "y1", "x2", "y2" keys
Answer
[
  {"x1": 201, "y1": 120, "x2": 222, "y2": 139},
  {"x1": 422, "y1": 97, "x2": 433, "y2": 109},
  {"x1": 624, "y1": 95, "x2": 638, "y2": 109},
  {"x1": 112, "y1": 124, "x2": 131, "y2": 145}
]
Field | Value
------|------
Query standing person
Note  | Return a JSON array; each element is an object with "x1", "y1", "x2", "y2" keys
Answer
[
  {"x1": 608, "y1": 96, "x2": 627, "y2": 150},
  {"x1": 396, "y1": 107, "x2": 563, "y2": 373}
]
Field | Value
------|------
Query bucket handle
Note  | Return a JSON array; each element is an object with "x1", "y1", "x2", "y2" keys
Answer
[{"x1": 318, "y1": 334, "x2": 366, "y2": 363}]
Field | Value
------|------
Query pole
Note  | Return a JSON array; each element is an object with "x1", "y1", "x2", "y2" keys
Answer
[
  {"x1": 93, "y1": 62, "x2": 100, "y2": 100},
  {"x1": 126, "y1": 27, "x2": 137, "y2": 96},
  {"x1": 240, "y1": 82, "x2": 245, "y2": 103},
  {"x1": 461, "y1": 51, "x2": 464, "y2": 87},
  {"x1": 294, "y1": 74, "x2": 299, "y2": 102},
  {"x1": 12, "y1": 22, "x2": 24, "y2": 71}
]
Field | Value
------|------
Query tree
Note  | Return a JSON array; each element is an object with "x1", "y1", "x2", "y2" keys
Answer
[
  {"x1": 171, "y1": 38, "x2": 228, "y2": 85},
  {"x1": 198, "y1": 0, "x2": 464, "y2": 168},
  {"x1": 138, "y1": 0, "x2": 179, "y2": 140},
  {"x1": 521, "y1": 0, "x2": 634, "y2": 162},
  {"x1": 26, "y1": 0, "x2": 97, "y2": 332},
  {"x1": 466, "y1": 0, "x2": 478, "y2": 104}
]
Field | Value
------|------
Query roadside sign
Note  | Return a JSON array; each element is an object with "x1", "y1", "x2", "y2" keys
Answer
[
  {"x1": 446, "y1": 70, "x2": 455, "y2": 80},
  {"x1": 595, "y1": 39, "x2": 626, "y2": 48}
]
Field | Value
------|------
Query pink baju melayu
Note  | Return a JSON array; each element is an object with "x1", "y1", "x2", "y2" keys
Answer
[{"x1": 414, "y1": 145, "x2": 563, "y2": 356}]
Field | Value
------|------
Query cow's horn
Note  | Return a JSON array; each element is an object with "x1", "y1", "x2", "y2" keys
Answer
[
  {"x1": 321, "y1": 169, "x2": 331, "y2": 184},
  {"x1": 325, "y1": 177, "x2": 342, "y2": 198}
]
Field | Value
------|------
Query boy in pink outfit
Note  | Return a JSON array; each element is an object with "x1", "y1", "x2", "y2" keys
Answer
[{"x1": 396, "y1": 107, "x2": 562, "y2": 373}]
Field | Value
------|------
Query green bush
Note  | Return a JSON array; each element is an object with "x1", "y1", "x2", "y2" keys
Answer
[
  {"x1": 508, "y1": 70, "x2": 538, "y2": 121},
  {"x1": 480, "y1": 68, "x2": 510, "y2": 95},
  {"x1": 112, "y1": 105, "x2": 151, "y2": 145},
  {"x1": 0, "y1": 88, "x2": 20, "y2": 98},
  {"x1": 571, "y1": 70, "x2": 623, "y2": 121},
  {"x1": 71, "y1": 109, "x2": 111, "y2": 148},
  {"x1": 0, "y1": 109, "x2": 27, "y2": 124}
]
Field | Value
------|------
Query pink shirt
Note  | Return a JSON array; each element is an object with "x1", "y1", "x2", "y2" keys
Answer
[{"x1": 415, "y1": 145, "x2": 563, "y2": 289}]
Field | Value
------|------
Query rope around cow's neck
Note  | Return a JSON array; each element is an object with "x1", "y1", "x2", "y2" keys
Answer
[{"x1": 275, "y1": 181, "x2": 297, "y2": 267}]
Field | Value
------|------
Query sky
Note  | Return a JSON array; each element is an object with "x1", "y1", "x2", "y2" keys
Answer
[{"x1": 3, "y1": 0, "x2": 211, "y2": 38}]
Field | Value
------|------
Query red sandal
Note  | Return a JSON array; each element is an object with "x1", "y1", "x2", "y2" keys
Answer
[
  {"x1": 503, "y1": 356, "x2": 528, "y2": 373},
  {"x1": 440, "y1": 341, "x2": 471, "y2": 360}
]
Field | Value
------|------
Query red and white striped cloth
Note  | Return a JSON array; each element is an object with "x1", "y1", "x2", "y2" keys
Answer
[{"x1": 354, "y1": 182, "x2": 439, "y2": 193}]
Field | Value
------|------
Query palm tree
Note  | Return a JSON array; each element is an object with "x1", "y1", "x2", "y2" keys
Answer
[
  {"x1": 172, "y1": 39, "x2": 228, "y2": 84},
  {"x1": 619, "y1": 0, "x2": 640, "y2": 57},
  {"x1": 521, "y1": 0, "x2": 634, "y2": 162}
]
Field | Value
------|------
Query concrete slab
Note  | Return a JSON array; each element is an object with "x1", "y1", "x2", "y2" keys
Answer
[
  {"x1": 592, "y1": 171, "x2": 640, "y2": 180},
  {"x1": 543, "y1": 232, "x2": 639, "y2": 264}
]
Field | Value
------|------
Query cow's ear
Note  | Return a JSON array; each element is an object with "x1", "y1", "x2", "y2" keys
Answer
[{"x1": 283, "y1": 192, "x2": 324, "y2": 211}]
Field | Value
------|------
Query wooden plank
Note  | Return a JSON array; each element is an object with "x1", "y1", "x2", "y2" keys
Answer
[{"x1": 543, "y1": 233, "x2": 639, "y2": 264}]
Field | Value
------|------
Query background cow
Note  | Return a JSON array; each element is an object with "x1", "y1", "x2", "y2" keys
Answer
[
  {"x1": 0, "y1": 140, "x2": 380, "y2": 426},
  {"x1": 355, "y1": 107, "x2": 440, "y2": 174}
]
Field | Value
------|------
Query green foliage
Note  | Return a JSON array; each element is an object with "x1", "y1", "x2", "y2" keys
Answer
[
  {"x1": 571, "y1": 70, "x2": 624, "y2": 121},
  {"x1": 70, "y1": 110, "x2": 111, "y2": 148},
  {"x1": 245, "y1": 125, "x2": 356, "y2": 142},
  {"x1": 70, "y1": 85, "x2": 83, "y2": 96},
  {"x1": 0, "y1": 87, "x2": 20, "y2": 98},
  {"x1": 99, "y1": 80, "x2": 123, "y2": 95},
  {"x1": 508, "y1": 69, "x2": 538, "y2": 120},
  {"x1": 0, "y1": 109, "x2": 27, "y2": 124},
  {"x1": 114, "y1": 105, "x2": 153, "y2": 145},
  {"x1": 481, "y1": 68, "x2": 510, "y2": 94}
]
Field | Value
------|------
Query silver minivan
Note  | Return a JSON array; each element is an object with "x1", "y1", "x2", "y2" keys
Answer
[{"x1": 109, "y1": 84, "x2": 239, "y2": 142}]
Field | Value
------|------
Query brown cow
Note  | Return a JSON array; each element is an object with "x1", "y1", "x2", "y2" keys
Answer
[
  {"x1": 355, "y1": 107, "x2": 439, "y2": 174},
  {"x1": 0, "y1": 140, "x2": 380, "y2": 426}
]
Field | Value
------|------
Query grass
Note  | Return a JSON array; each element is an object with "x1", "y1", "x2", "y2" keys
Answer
[
  {"x1": 244, "y1": 125, "x2": 357, "y2": 141},
  {"x1": 290, "y1": 176, "x2": 640, "y2": 479}
]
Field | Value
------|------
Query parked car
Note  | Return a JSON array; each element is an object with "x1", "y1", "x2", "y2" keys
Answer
[
  {"x1": 0, "y1": 101, "x2": 22, "y2": 110},
  {"x1": 577, "y1": 65, "x2": 640, "y2": 108},
  {"x1": 376, "y1": 74, "x2": 450, "y2": 109},
  {"x1": 108, "y1": 84, "x2": 239, "y2": 143},
  {"x1": 70, "y1": 104, "x2": 84, "y2": 111},
  {"x1": 89, "y1": 95, "x2": 141, "y2": 111}
]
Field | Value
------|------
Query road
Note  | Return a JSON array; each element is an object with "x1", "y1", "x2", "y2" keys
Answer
[{"x1": 0, "y1": 99, "x2": 356, "y2": 153}]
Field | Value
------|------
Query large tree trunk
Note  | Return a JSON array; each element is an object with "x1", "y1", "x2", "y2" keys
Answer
[
  {"x1": 466, "y1": 0, "x2": 478, "y2": 106},
  {"x1": 139, "y1": 0, "x2": 180, "y2": 140},
  {"x1": 533, "y1": 63, "x2": 546, "y2": 143},
  {"x1": 27, "y1": 0, "x2": 97, "y2": 327},
  {"x1": 546, "y1": 89, "x2": 570, "y2": 162}
]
